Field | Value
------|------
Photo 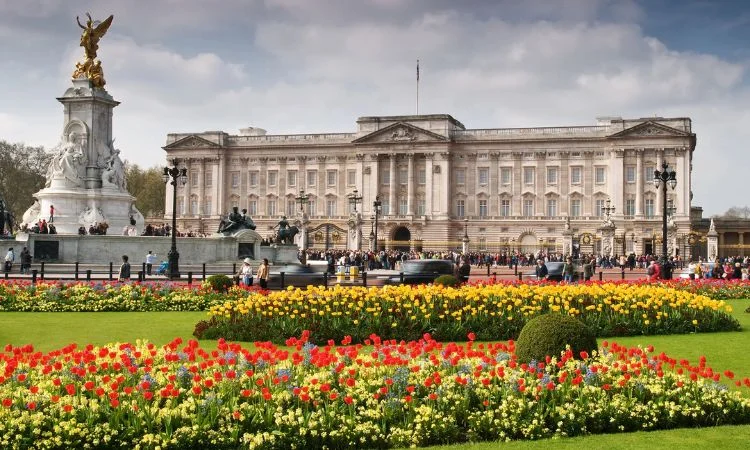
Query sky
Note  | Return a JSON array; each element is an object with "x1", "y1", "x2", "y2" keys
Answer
[{"x1": 0, "y1": 0, "x2": 747, "y2": 216}]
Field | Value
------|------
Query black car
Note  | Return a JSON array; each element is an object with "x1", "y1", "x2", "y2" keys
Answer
[
  {"x1": 385, "y1": 260, "x2": 455, "y2": 285},
  {"x1": 266, "y1": 264, "x2": 328, "y2": 288},
  {"x1": 529, "y1": 262, "x2": 580, "y2": 281}
]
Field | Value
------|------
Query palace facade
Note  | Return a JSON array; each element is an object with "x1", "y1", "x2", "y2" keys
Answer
[{"x1": 163, "y1": 114, "x2": 696, "y2": 257}]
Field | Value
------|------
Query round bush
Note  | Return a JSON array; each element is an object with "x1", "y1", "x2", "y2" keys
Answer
[
  {"x1": 204, "y1": 274, "x2": 234, "y2": 293},
  {"x1": 434, "y1": 275, "x2": 460, "y2": 287},
  {"x1": 515, "y1": 314, "x2": 597, "y2": 362}
]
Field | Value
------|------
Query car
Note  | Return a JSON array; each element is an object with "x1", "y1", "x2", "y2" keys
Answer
[
  {"x1": 266, "y1": 264, "x2": 328, "y2": 288},
  {"x1": 527, "y1": 261, "x2": 581, "y2": 281},
  {"x1": 384, "y1": 259, "x2": 456, "y2": 285}
]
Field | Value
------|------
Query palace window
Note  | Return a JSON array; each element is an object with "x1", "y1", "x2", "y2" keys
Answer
[
  {"x1": 249, "y1": 171, "x2": 259, "y2": 187},
  {"x1": 625, "y1": 198, "x2": 635, "y2": 216},
  {"x1": 455, "y1": 168, "x2": 466, "y2": 185},
  {"x1": 645, "y1": 198, "x2": 655, "y2": 218},
  {"x1": 203, "y1": 197, "x2": 212, "y2": 216},
  {"x1": 204, "y1": 171, "x2": 213, "y2": 187},
  {"x1": 478, "y1": 168, "x2": 489, "y2": 186},
  {"x1": 267, "y1": 171, "x2": 278, "y2": 187},
  {"x1": 286, "y1": 199, "x2": 296, "y2": 217},
  {"x1": 523, "y1": 199, "x2": 534, "y2": 216},
  {"x1": 380, "y1": 199, "x2": 390, "y2": 215},
  {"x1": 626, "y1": 166, "x2": 636, "y2": 183},
  {"x1": 381, "y1": 168, "x2": 390, "y2": 185},
  {"x1": 478, "y1": 199, "x2": 488, "y2": 217},
  {"x1": 546, "y1": 167, "x2": 558, "y2": 185},
  {"x1": 190, "y1": 197, "x2": 198, "y2": 216},
  {"x1": 190, "y1": 171, "x2": 199, "y2": 187},
  {"x1": 307, "y1": 170, "x2": 317, "y2": 187},
  {"x1": 231, "y1": 172, "x2": 240, "y2": 188},
  {"x1": 287, "y1": 170, "x2": 297, "y2": 187},
  {"x1": 399, "y1": 197, "x2": 408, "y2": 215},
  {"x1": 418, "y1": 167, "x2": 426, "y2": 185},
  {"x1": 570, "y1": 167, "x2": 582, "y2": 185},
  {"x1": 327, "y1": 170, "x2": 337, "y2": 187},
  {"x1": 546, "y1": 199, "x2": 557, "y2": 217},
  {"x1": 645, "y1": 165, "x2": 655, "y2": 182},
  {"x1": 267, "y1": 199, "x2": 277, "y2": 216},
  {"x1": 399, "y1": 167, "x2": 408, "y2": 185},
  {"x1": 570, "y1": 198, "x2": 581, "y2": 217},
  {"x1": 595, "y1": 167, "x2": 606, "y2": 184},
  {"x1": 500, "y1": 199, "x2": 511, "y2": 217},
  {"x1": 595, "y1": 198, "x2": 606, "y2": 217},
  {"x1": 326, "y1": 199, "x2": 337, "y2": 216},
  {"x1": 523, "y1": 167, "x2": 535, "y2": 185},
  {"x1": 307, "y1": 199, "x2": 316, "y2": 216},
  {"x1": 456, "y1": 199, "x2": 465, "y2": 218},
  {"x1": 500, "y1": 167, "x2": 512, "y2": 185},
  {"x1": 176, "y1": 197, "x2": 184, "y2": 215},
  {"x1": 248, "y1": 200, "x2": 257, "y2": 216},
  {"x1": 416, "y1": 198, "x2": 426, "y2": 216},
  {"x1": 347, "y1": 169, "x2": 356, "y2": 186}
]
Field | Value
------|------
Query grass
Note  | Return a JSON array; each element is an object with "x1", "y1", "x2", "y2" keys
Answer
[{"x1": 0, "y1": 300, "x2": 749, "y2": 449}]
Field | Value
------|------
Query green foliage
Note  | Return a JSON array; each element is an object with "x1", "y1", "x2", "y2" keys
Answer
[
  {"x1": 204, "y1": 274, "x2": 234, "y2": 293},
  {"x1": 0, "y1": 140, "x2": 52, "y2": 223},
  {"x1": 434, "y1": 274, "x2": 460, "y2": 287},
  {"x1": 124, "y1": 163, "x2": 166, "y2": 218},
  {"x1": 515, "y1": 313, "x2": 598, "y2": 362}
]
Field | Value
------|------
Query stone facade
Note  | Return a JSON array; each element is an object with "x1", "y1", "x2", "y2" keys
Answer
[{"x1": 163, "y1": 114, "x2": 696, "y2": 257}]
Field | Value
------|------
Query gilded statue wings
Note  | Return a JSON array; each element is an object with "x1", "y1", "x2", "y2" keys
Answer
[{"x1": 91, "y1": 15, "x2": 114, "y2": 42}]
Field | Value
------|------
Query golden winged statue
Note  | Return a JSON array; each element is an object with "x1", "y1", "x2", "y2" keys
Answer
[{"x1": 72, "y1": 13, "x2": 114, "y2": 89}]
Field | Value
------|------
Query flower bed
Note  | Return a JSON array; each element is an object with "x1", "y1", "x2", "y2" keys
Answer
[
  {"x1": 0, "y1": 281, "x2": 264, "y2": 312},
  {"x1": 198, "y1": 283, "x2": 740, "y2": 343},
  {"x1": 1, "y1": 334, "x2": 749, "y2": 449}
]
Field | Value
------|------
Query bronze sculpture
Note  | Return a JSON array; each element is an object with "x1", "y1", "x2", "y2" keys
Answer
[
  {"x1": 273, "y1": 216, "x2": 299, "y2": 244},
  {"x1": 217, "y1": 207, "x2": 256, "y2": 234},
  {"x1": 72, "y1": 13, "x2": 114, "y2": 88}
]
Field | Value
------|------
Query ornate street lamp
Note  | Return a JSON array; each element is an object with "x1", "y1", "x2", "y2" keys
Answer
[
  {"x1": 162, "y1": 164, "x2": 188, "y2": 280},
  {"x1": 295, "y1": 189, "x2": 310, "y2": 213},
  {"x1": 602, "y1": 198, "x2": 616, "y2": 220},
  {"x1": 294, "y1": 189, "x2": 310, "y2": 265},
  {"x1": 373, "y1": 196, "x2": 382, "y2": 251},
  {"x1": 347, "y1": 189, "x2": 363, "y2": 213},
  {"x1": 653, "y1": 162, "x2": 677, "y2": 278},
  {"x1": 462, "y1": 218, "x2": 469, "y2": 253}
]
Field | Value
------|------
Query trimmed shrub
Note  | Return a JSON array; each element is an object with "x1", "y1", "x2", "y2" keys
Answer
[
  {"x1": 204, "y1": 274, "x2": 234, "y2": 293},
  {"x1": 515, "y1": 313, "x2": 597, "y2": 363},
  {"x1": 434, "y1": 274, "x2": 460, "y2": 287}
]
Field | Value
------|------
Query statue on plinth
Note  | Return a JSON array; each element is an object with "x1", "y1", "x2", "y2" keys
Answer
[
  {"x1": 273, "y1": 216, "x2": 299, "y2": 245},
  {"x1": 72, "y1": 13, "x2": 113, "y2": 89},
  {"x1": 101, "y1": 149, "x2": 126, "y2": 190},
  {"x1": 217, "y1": 206, "x2": 256, "y2": 235},
  {"x1": 46, "y1": 132, "x2": 87, "y2": 188}
]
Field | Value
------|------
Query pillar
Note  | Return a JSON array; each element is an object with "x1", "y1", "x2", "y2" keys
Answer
[
  {"x1": 389, "y1": 154, "x2": 397, "y2": 216},
  {"x1": 407, "y1": 154, "x2": 414, "y2": 215},
  {"x1": 635, "y1": 149, "x2": 643, "y2": 217}
]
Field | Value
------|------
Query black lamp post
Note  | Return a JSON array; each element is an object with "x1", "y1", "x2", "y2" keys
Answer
[
  {"x1": 602, "y1": 198, "x2": 616, "y2": 219},
  {"x1": 162, "y1": 164, "x2": 188, "y2": 280},
  {"x1": 373, "y1": 195, "x2": 382, "y2": 251},
  {"x1": 653, "y1": 162, "x2": 677, "y2": 278},
  {"x1": 295, "y1": 189, "x2": 310, "y2": 213},
  {"x1": 348, "y1": 189, "x2": 363, "y2": 213},
  {"x1": 295, "y1": 189, "x2": 310, "y2": 264}
]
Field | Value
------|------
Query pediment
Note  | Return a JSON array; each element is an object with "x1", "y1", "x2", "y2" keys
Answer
[
  {"x1": 163, "y1": 135, "x2": 222, "y2": 150},
  {"x1": 608, "y1": 121, "x2": 690, "y2": 139},
  {"x1": 352, "y1": 122, "x2": 448, "y2": 144}
]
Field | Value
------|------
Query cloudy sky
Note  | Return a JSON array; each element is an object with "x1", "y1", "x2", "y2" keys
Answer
[{"x1": 0, "y1": 0, "x2": 747, "y2": 215}]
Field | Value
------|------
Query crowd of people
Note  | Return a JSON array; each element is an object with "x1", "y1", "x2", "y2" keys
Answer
[{"x1": 19, "y1": 219, "x2": 57, "y2": 235}]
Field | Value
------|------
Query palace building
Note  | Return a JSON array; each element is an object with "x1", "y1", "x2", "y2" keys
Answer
[{"x1": 163, "y1": 114, "x2": 696, "y2": 257}]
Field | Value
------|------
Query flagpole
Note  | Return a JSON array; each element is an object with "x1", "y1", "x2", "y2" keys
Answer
[{"x1": 416, "y1": 59, "x2": 420, "y2": 115}]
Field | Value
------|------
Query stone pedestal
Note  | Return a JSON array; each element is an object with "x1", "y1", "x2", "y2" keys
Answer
[
  {"x1": 599, "y1": 223, "x2": 616, "y2": 258},
  {"x1": 707, "y1": 219, "x2": 718, "y2": 262},
  {"x1": 264, "y1": 244, "x2": 300, "y2": 264},
  {"x1": 348, "y1": 212, "x2": 363, "y2": 251},
  {"x1": 562, "y1": 230, "x2": 573, "y2": 258}
]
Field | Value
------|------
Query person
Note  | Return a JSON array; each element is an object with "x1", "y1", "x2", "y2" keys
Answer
[
  {"x1": 4, "y1": 247, "x2": 15, "y2": 273},
  {"x1": 535, "y1": 259, "x2": 548, "y2": 281},
  {"x1": 238, "y1": 257, "x2": 254, "y2": 286},
  {"x1": 118, "y1": 255, "x2": 131, "y2": 282},
  {"x1": 647, "y1": 260, "x2": 661, "y2": 281},
  {"x1": 49, "y1": 205, "x2": 55, "y2": 223},
  {"x1": 19, "y1": 247, "x2": 31, "y2": 274},
  {"x1": 562, "y1": 257, "x2": 576, "y2": 283},
  {"x1": 458, "y1": 257, "x2": 471, "y2": 283},
  {"x1": 256, "y1": 258, "x2": 270, "y2": 289},
  {"x1": 145, "y1": 251, "x2": 157, "y2": 276}
]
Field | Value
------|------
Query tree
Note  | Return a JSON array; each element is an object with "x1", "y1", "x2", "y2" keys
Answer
[
  {"x1": 0, "y1": 140, "x2": 53, "y2": 224},
  {"x1": 719, "y1": 206, "x2": 750, "y2": 219},
  {"x1": 125, "y1": 163, "x2": 166, "y2": 219}
]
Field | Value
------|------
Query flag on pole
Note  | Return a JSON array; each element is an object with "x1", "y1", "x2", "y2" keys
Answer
[{"x1": 416, "y1": 59, "x2": 420, "y2": 82}]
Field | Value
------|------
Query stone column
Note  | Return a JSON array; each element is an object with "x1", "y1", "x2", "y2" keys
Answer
[
  {"x1": 183, "y1": 159, "x2": 192, "y2": 217},
  {"x1": 317, "y1": 156, "x2": 326, "y2": 216},
  {"x1": 635, "y1": 149, "x2": 643, "y2": 217},
  {"x1": 199, "y1": 158, "x2": 206, "y2": 216},
  {"x1": 612, "y1": 149, "x2": 624, "y2": 216},
  {"x1": 489, "y1": 153, "x2": 499, "y2": 216},
  {"x1": 407, "y1": 154, "x2": 415, "y2": 215},
  {"x1": 425, "y1": 154, "x2": 434, "y2": 217},
  {"x1": 217, "y1": 153, "x2": 226, "y2": 217},
  {"x1": 655, "y1": 149, "x2": 663, "y2": 217},
  {"x1": 512, "y1": 152, "x2": 522, "y2": 217},
  {"x1": 389, "y1": 154, "x2": 397, "y2": 216},
  {"x1": 369, "y1": 154, "x2": 380, "y2": 217}
]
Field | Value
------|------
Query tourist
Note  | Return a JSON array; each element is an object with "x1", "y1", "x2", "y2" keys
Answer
[
  {"x1": 647, "y1": 260, "x2": 661, "y2": 281},
  {"x1": 145, "y1": 250, "x2": 157, "y2": 276},
  {"x1": 238, "y1": 257, "x2": 253, "y2": 286},
  {"x1": 49, "y1": 204, "x2": 54, "y2": 223},
  {"x1": 562, "y1": 257, "x2": 576, "y2": 283},
  {"x1": 535, "y1": 259, "x2": 548, "y2": 281},
  {"x1": 256, "y1": 258, "x2": 269, "y2": 289},
  {"x1": 118, "y1": 255, "x2": 131, "y2": 282},
  {"x1": 4, "y1": 247, "x2": 14, "y2": 273},
  {"x1": 19, "y1": 247, "x2": 31, "y2": 274}
]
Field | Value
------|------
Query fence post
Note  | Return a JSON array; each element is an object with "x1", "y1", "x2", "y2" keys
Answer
[
  {"x1": 232, "y1": 263, "x2": 237, "y2": 275},
  {"x1": 599, "y1": 271, "x2": 603, "y2": 281},
  {"x1": 621, "y1": 269, "x2": 625, "y2": 280},
  {"x1": 323, "y1": 272, "x2": 328, "y2": 289},
  {"x1": 400, "y1": 272, "x2": 404, "y2": 283},
  {"x1": 86, "y1": 269, "x2": 91, "y2": 281},
  {"x1": 280, "y1": 272, "x2": 285, "y2": 289},
  {"x1": 187, "y1": 271, "x2": 193, "y2": 286},
  {"x1": 74, "y1": 262, "x2": 79, "y2": 280},
  {"x1": 142, "y1": 263, "x2": 146, "y2": 277},
  {"x1": 202, "y1": 263, "x2": 206, "y2": 280},
  {"x1": 514, "y1": 263, "x2": 518, "y2": 275},
  {"x1": 517, "y1": 273, "x2": 522, "y2": 281},
  {"x1": 32, "y1": 269, "x2": 38, "y2": 285},
  {"x1": 40, "y1": 262, "x2": 45, "y2": 280},
  {"x1": 109, "y1": 262, "x2": 113, "y2": 281},
  {"x1": 362, "y1": 271, "x2": 367, "y2": 287},
  {"x1": 138, "y1": 271, "x2": 143, "y2": 282}
]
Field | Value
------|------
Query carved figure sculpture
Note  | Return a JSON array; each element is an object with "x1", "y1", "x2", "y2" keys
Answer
[
  {"x1": 22, "y1": 201, "x2": 41, "y2": 227},
  {"x1": 79, "y1": 206, "x2": 106, "y2": 227},
  {"x1": 101, "y1": 149, "x2": 125, "y2": 190}
]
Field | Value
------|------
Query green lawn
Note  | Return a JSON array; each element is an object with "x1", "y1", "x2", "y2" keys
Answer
[{"x1": 1, "y1": 300, "x2": 749, "y2": 449}]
